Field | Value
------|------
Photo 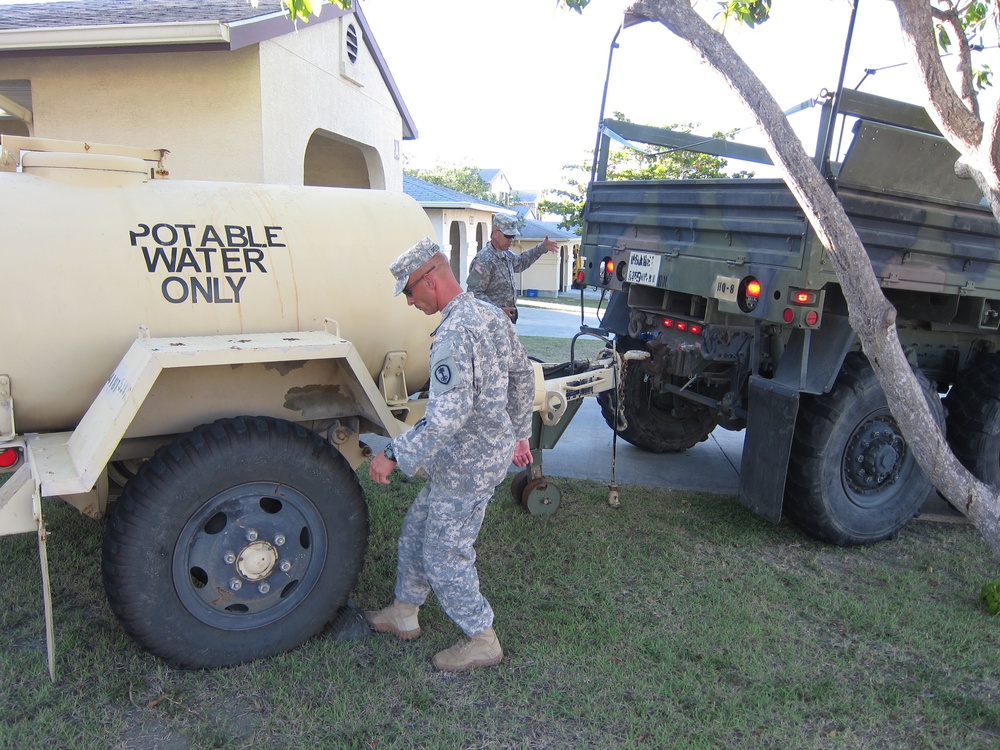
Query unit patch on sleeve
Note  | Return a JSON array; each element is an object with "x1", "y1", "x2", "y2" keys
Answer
[{"x1": 430, "y1": 343, "x2": 460, "y2": 395}]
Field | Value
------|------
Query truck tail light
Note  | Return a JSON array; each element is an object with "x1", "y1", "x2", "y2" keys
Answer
[
  {"x1": 661, "y1": 317, "x2": 702, "y2": 336},
  {"x1": 0, "y1": 447, "x2": 19, "y2": 469},
  {"x1": 782, "y1": 308, "x2": 821, "y2": 326},
  {"x1": 599, "y1": 257, "x2": 614, "y2": 285},
  {"x1": 572, "y1": 268, "x2": 586, "y2": 289},
  {"x1": 790, "y1": 289, "x2": 817, "y2": 305},
  {"x1": 739, "y1": 276, "x2": 762, "y2": 313}
]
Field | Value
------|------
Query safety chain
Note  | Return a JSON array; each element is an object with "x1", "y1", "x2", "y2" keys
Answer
[{"x1": 608, "y1": 345, "x2": 627, "y2": 508}]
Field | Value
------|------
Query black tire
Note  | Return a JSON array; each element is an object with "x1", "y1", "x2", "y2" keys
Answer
[
  {"x1": 945, "y1": 352, "x2": 1000, "y2": 486},
  {"x1": 597, "y1": 354, "x2": 716, "y2": 453},
  {"x1": 101, "y1": 416, "x2": 368, "y2": 669},
  {"x1": 784, "y1": 353, "x2": 944, "y2": 546}
]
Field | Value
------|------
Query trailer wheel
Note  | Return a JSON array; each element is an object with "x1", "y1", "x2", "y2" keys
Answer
[
  {"x1": 945, "y1": 352, "x2": 1000, "y2": 486},
  {"x1": 784, "y1": 353, "x2": 943, "y2": 546},
  {"x1": 597, "y1": 355, "x2": 716, "y2": 453},
  {"x1": 102, "y1": 416, "x2": 368, "y2": 669}
]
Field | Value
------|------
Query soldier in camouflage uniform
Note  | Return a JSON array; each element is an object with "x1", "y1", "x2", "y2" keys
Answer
[
  {"x1": 466, "y1": 213, "x2": 559, "y2": 323},
  {"x1": 366, "y1": 236, "x2": 535, "y2": 672}
]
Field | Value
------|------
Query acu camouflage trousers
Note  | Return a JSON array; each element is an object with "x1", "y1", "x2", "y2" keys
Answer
[{"x1": 394, "y1": 482, "x2": 494, "y2": 636}]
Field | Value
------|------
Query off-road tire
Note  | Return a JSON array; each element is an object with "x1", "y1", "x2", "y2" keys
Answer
[
  {"x1": 597, "y1": 352, "x2": 716, "y2": 453},
  {"x1": 945, "y1": 352, "x2": 1000, "y2": 487},
  {"x1": 102, "y1": 416, "x2": 368, "y2": 669},
  {"x1": 784, "y1": 353, "x2": 943, "y2": 546}
]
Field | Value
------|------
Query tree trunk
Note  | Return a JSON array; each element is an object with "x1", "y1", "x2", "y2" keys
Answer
[{"x1": 627, "y1": 0, "x2": 1000, "y2": 556}]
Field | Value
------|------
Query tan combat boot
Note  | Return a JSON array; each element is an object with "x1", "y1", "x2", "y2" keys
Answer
[
  {"x1": 432, "y1": 627, "x2": 503, "y2": 671},
  {"x1": 363, "y1": 599, "x2": 421, "y2": 639}
]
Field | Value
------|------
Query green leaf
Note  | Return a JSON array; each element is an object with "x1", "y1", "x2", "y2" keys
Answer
[{"x1": 981, "y1": 577, "x2": 1000, "y2": 614}]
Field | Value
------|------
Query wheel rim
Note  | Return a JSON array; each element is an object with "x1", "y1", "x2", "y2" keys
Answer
[
  {"x1": 172, "y1": 481, "x2": 328, "y2": 629},
  {"x1": 842, "y1": 411, "x2": 910, "y2": 508},
  {"x1": 520, "y1": 478, "x2": 561, "y2": 516}
]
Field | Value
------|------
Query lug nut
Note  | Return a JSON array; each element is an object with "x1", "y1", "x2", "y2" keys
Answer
[
  {"x1": 279, "y1": 560, "x2": 291, "y2": 572},
  {"x1": 274, "y1": 533, "x2": 286, "y2": 546},
  {"x1": 258, "y1": 582, "x2": 270, "y2": 594},
  {"x1": 224, "y1": 551, "x2": 236, "y2": 565},
  {"x1": 229, "y1": 578, "x2": 242, "y2": 591},
  {"x1": 245, "y1": 529, "x2": 258, "y2": 542}
]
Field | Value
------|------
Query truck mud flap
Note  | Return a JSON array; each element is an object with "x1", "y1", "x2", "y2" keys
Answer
[{"x1": 738, "y1": 375, "x2": 799, "y2": 524}]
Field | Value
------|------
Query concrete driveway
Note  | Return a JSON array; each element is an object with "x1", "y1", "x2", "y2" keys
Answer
[{"x1": 516, "y1": 299, "x2": 743, "y2": 496}]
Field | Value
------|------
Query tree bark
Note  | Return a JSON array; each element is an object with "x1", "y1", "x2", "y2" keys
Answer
[{"x1": 626, "y1": 0, "x2": 1000, "y2": 556}]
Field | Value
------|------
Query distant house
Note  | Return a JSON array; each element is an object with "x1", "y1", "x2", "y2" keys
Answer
[
  {"x1": 0, "y1": 0, "x2": 415, "y2": 189},
  {"x1": 403, "y1": 176, "x2": 578, "y2": 294},
  {"x1": 512, "y1": 217, "x2": 580, "y2": 297},
  {"x1": 479, "y1": 167, "x2": 513, "y2": 206},
  {"x1": 513, "y1": 190, "x2": 541, "y2": 221},
  {"x1": 403, "y1": 174, "x2": 506, "y2": 285}
]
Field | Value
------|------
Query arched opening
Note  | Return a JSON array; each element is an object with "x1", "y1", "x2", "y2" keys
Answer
[
  {"x1": 0, "y1": 80, "x2": 32, "y2": 138},
  {"x1": 448, "y1": 220, "x2": 465, "y2": 282},
  {"x1": 559, "y1": 245, "x2": 567, "y2": 292},
  {"x1": 303, "y1": 130, "x2": 381, "y2": 188},
  {"x1": 476, "y1": 222, "x2": 487, "y2": 251},
  {"x1": 0, "y1": 119, "x2": 29, "y2": 138}
]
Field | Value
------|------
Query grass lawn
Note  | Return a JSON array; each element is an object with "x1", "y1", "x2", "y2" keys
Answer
[
  {"x1": 1, "y1": 469, "x2": 999, "y2": 749},
  {"x1": 519, "y1": 334, "x2": 606, "y2": 363}
]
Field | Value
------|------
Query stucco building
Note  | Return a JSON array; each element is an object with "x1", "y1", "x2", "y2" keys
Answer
[{"x1": 0, "y1": 0, "x2": 414, "y2": 189}]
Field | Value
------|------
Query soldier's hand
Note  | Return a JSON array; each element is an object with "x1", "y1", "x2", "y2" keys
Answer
[
  {"x1": 543, "y1": 235, "x2": 559, "y2": 253},
  {"x1": 369, "y1": 452, "x2": 396, "y2": 485},
  {"x1": 512, "y1": 439, "x2": 533, "y2": 467}
]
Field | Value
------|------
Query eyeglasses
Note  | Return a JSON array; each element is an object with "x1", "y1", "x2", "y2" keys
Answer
[
  {"x1": 502, "y1": 233, "x2": 516, "y2": 240},
  {"x1": 403, "y1": 265, "x2": 436, "y2": 297}
]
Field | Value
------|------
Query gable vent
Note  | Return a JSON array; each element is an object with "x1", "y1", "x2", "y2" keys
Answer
[{"x1": 346, "y1": 23, "x2": 359, "y2": 64}]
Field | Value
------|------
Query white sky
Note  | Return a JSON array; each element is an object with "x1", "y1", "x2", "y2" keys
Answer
[
  {"x1": 3, "y1": 0, "x2": 996, "y2": 189},
  {"x1": 361, "y1": 0, "x2": 996, "y2": 190}
]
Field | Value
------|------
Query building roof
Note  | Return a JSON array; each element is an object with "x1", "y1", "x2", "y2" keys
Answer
[
  {"x1": 478, "y1": 168, "x2": 502, "y2": 184},
  {"x1": 0, "y1": 0, "x2": 271, "y2": 29},
  {"x1": 403, "y1": 174, "x2": 507, "y2": 212},
  {"x1": 0, "y1": 0, "x2": 417, "y2": 139},
  {"x1": 517, "y1": 217, "x2": 580, "y2": 242}
]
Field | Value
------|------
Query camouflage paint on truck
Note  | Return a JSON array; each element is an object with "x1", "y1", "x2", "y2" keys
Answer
[{"x1": 578, "y1": 88, "x2": 1000, "y2": 546}]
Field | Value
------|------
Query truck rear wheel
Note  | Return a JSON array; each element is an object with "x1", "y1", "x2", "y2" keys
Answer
[
  {"x1": 597, "y1": 354, "x2": 716, "y2": 453},
  {"x1": 784, "y1": 353, "x2": 942, "y2": 546},
  {"x1": 945, "y1": 352, "x2": 1000, "y2": 486},
  {"x1": 102, "y1": 416, "x2": 368, "y2": 669}
]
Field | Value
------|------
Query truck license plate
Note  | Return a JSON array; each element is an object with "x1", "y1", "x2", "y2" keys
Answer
[
  {"x1": 626, "y1": 251, "x2": 661, "y2": 286},
  {"x1": 713, "y1": 275, "x2": 739, "y2": 302}
]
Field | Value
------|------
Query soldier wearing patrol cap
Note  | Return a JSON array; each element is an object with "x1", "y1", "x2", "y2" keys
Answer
[
  {"x1": 466, "y1": 213, "x2": 559, "y2": 323},
  {"x1": 366, "y1": 235, "x2": 535, "y2": 671}
]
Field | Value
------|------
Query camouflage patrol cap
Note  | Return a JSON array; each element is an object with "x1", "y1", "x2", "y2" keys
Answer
[
  {"x1": 390, "y1": 236, "x2": 440, "y2": 296},
  {"x1": 492, "y1": 213, "x2": 520, "y2": 237}
]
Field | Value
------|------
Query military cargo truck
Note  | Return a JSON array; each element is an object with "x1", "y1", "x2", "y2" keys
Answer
[
  {"x1": 577, "y1": 87, "x2": 1000, "y2": 546},
  {"x1": 0, "y1": 136, "x2": 616, "y2": 677}
]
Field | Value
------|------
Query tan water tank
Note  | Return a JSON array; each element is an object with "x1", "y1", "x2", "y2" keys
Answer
[{"x1": 1, "y1": 153, "x2": 437, "y2": 434}]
